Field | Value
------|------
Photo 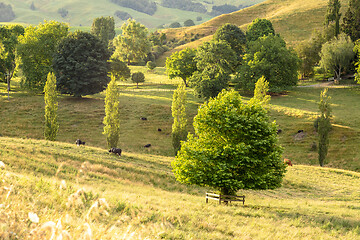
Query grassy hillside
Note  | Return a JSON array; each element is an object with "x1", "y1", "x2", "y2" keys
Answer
[
  {"x1": 157, "y1": 0, "x2": 348, "y2": 65},
  {"x1": 0, "y1": 0, "x2": 265, "y2": 28},
  {"x1": 1, "y1": 136, "x2": 360, "y2": 239}
]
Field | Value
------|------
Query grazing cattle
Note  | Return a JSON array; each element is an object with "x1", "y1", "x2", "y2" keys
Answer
[
  {"x1": 158, "y1": 128, "x2": 162, "y2": 132},
  {"x1": 140, "y1": 117, "x2": 147, "y2": 120},
  {"x1": 277, "y1": 129, "x2": 282, "y2": 134},
  {"x1": 144, "y1": 144, "x2": 151, "y2": 148},
  {"x1": 75, "y1": 139, "x2": 85, "y2": 146},
  {"x1": 297, "y1": 130, "x2": 304, "y2": 133},
  {"x1": 284, "y1": 158, "x2": 293, "y2": 166},
  {"x1": 109, "y1": 148, "x2": 122, "y2": 156}
]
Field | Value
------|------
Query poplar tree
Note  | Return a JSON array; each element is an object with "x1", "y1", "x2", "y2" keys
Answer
[
  {"x1": 318, "y1": 88, "x2": 332, "y2": 167},
  {"x1": 44, "y1": 72, "x2": 59, "y2": 141},
  {"x1": 103, "y1": 76, "x2": 121, "y2": 149},
  {"x1": 249, "y1": 76, "x2": 271, "y2": 106},
  {"x1": 325, "y1": 0, "x2": 341, "y2": 37},
  {"x1": 171, "y1": 82, "x2": 187, "y2": 155}
]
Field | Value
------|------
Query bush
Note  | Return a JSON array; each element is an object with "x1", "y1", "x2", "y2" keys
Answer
[
  {"x1": 169, "y1": 22, "x2": 181, "y2": 28},
  {"x1": 184, "y1": 19, "x2": 195, "y2": 27},
  {"x1": 146, "y1": 61, "x2": 156, "y2": 70},
  {"x1": 57, "y1": 8, "x2": 68, "y2": 18},
  {"x1": 114, "y1": 10, "x2": 132, "y2": 20},
  {"x1": 131, "y1": 72, "x2": 145, "y2": 87}
]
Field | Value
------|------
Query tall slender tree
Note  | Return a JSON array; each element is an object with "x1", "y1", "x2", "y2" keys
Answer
[
  {"x1": 103, "y1": 76, "x2": 121, "y2": 149},
  {"x1": 325, "y1": 0, "x2": 341, "y2": 37},
  {"x1": 44, "y1": 72, "x2": 59, "y2": 141},
  {"x1": 249, "y1": 76, "x2": 271, "y2": 106},
  {"x1": 318, "y1": 88, "x2": 332, "y2": 167},
  {"x1": 342, "y1": 0, "x2": 360, "y2": 41},
  {"x1": 171, "y1": 82, "x2": 187, "y2": 155}
]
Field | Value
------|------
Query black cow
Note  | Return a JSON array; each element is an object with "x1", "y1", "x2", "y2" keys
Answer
[
  {"x1": 75, "y1": 139, "x2": 85, "y2": 146},
  {"x1": 140, "y1": 117, "x2": 147, "y2": 120},
  {"x1": 109, "y1": 148, "x2": 122, "y2": 156},
  {"x1": 144, "y1": 144, "x2": 151, "y2": 148}
]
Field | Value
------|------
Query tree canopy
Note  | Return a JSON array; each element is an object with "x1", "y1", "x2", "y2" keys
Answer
[
  {"x1": 246, "y1": 18, "x2": 275, "y2": 43},
  {"x1": 165, "y1": 47, "x2": 197, "y2": 87},
  {"x1": 319, "y1": 34, "x2": 355, "y2": 80},
  {"x1": 213, "y1": 23, "x2": 246, "y2": 57},
  {"x1": 17, "y1": 21, "x2": 69, "y2": 91},
  {"x1": 53, "y1": 31, "x2": 110, "y2": 97},
  {"x1": 172, "y1": 90, "x2": 285, "y2": 195},
  {"x1": 109, "y1": 58, "x2": 131, "y2": 81},
  {"x1": 235, "y1": 34, "x2": 300, "y2": 92},
  {"x1": 91, "y1": 16, "x2": 116, "y2": 45},
  {"x1": 112, "y1": 19, "x2": 151, "y2": 64},
  {"x1": 342, "y1": 0, "x2": 360, "y2": 41},
  {"x1": 325, "y1": 0, "x2": 341, "y2": 37}
]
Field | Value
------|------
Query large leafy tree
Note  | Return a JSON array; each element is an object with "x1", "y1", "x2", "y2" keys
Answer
[
  {"x1": 53, "y1": 31, "x2": 110, "y2": 97},
  {"x1": 91, "y1": 16, "x2": 116, "y2": 45},
  {"x1": 172, "y1": 90, "x2": 285, "y2": 195},
  {"x1": 112, "y1": 19, "x2": 151, "y2": 64},
  {"x1": 165, "y1": 47, "x2": 197, "y2": 87},
  {"x1": 213, "y1": 23, "x2": 246, "y2": 57},
  {"x1": 319, "y1": 34, "x2": 355, "y2": 81},
  {"x1": 355, "y1": 40, "x2": 360, "y2": 83},
  {"x1": 235, "y1": 34, "x2": 300, "y2": 92},
  {"x1": 246, "y1": 18, "x2": 275, "y2": 43},
  {"x1": 0, "y1": 25, "x2": 24, "y2": 95},
  {"x1": 195, "y1": 40, "x2": 238, "y2": 74},
  {"x1": 44, "y1": 72, "x2": 59, "y2": 141},
  {"x1": 190, "y1": 66, "x2": 230, "y2": 100},
  {"x1": 325, "y1": 0, "x2": 341, "y2": 37},
  {"x1": 342, "y1": 0, "x2": 360, "y2": 42},
  {"x1": 17, "y1": 21, "x2": 69, "y2": 91},
  {"x1": 109, "y1": 58, "x2": 131, "y2": 81},
  {"x1": 103, "y1": 76, "x2": 121, "y2": 149},
  {"x1": 171, "y1": 82, "x2": 187, "y2": 155}
]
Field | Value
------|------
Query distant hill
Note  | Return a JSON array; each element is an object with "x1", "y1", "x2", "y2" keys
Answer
[
  {"x1": 157, "y1": 0, "x2": 349, "y2": 65},
  {"x1": 0, "y1": 0, "x2": 265, "y2": 28}
]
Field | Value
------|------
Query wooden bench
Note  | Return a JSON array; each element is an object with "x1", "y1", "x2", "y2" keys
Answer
[{"x1": 206, "y1": 192, "x2": 245, "y2": 205}]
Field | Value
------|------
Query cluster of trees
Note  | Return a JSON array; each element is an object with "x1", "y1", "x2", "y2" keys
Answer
[
  {"x1": 161, "y1": 0, "x2": 207, "y2": 13},
  {"x1": 114, "y1": 10, "x2": 132, "y2": 20},
  {"x1": 210, "y1": 4, "x2": 239, "y2": 16},
  {"x1": 57, "y1": 8, "x2": 68, "y2": 18},
  {"x1": 166, "y1": 19, "x2": 300, "y2": 99},
  {"x1": 297, "y1": 0, "x2": 360, "y2": 80},
  {"x1": 109, "y1": 0, "x2": 157, "y2": 15},
  {"x1": 0, "y1": 2, "x2": 15, "y2": 22}
]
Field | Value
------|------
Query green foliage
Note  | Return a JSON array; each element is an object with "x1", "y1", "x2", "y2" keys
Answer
[
  {"x1": 131, "y1": 71, "x2": 145, "y2": 88},
  {"x1": 53, "y1": 31, "x2": 110, "y2": 97},
  {"x1": 146, "y1": 61, "x2": 156, "y2": 70},
  {"x1": 109, "y1": 58, "x2": 131, "y2": 81},
  {"x1": 172, "y1": 90, "x2": 285, "y2": 195},
  {"x1": 161, "y1": 0, "x2": 207, "y2": 13},
  {"x1": 0, "y1": 25, "x2": 24, "y2": 90},
  {"x1": 91, "y1": 16, "x2": 116, "y2": 45},
  {"x1": 112, "y1": 19, "x2": 151, "y2": 64},
  {"x1": 295, "y1": 31, "x2": 325, "y2": 78},
  {"x1": 235, "y1": 34, "x2": 300, "y2": 92},
  {"x1": 190, "y1": 67, "x2": 230, "y2": 100},
  {"x1": 318, "y1": 88, "x2": 332, "y2": 167},
  {"x1": 17, "y1": 21, "x2": 69, "y2": 91},
  {"x1": 246, "y1": 18, "x2": 275, "y2": 43},
  {"x1": 109, "y1": 0, "x2": 157, "y2": 15},
  {"x1": 342, "y1": 0, "x2": 360, "y2": 42},
  {"x1": 184, "y1": 19, "x2": 195, "y2": 27},
  {"x1": 319, "y1": 34, "x2": 355, "y2": 80},
  {"x1": 213, "y1": 23, "x2": 246, "y2": 57},
  {"x1": 171, "y1": 82, "x2": 187, "y2": 155},
  {"x1": 57, "y1": 8, "x2": 68, "y2": 18},
  {"x1": 195, "y1": 40, "x2": 238, "y2": 74},
  {"x1": 325, "y1": 0, "x2": 341, "y2": 37},
  {"x1": 169, "y1": 22, "x2": 181, "y2": 28},
  {"x1": 249, "y1": 76, "x2": 271, "y2": 106},
  {"x1": 211, "y1": 4, "x2": 239, "y2": 16},
  {"x1": 44, "y1": 72, "x2": 59, "y2": 141},
  {"x1": 0, "y1": 2, "x2": 15, "y2": 21},
  {"x1": 103, "y1": 76, "x2": 121, "y2": 148},
  {"x1": 114, "y1": 10, "x2": 132, "y2": 20},
  {"x1": 165, "y1": 48, "x2": 197, "y2": 87},
  {"x1": 354, "y1": 40, "x2": 360, "y2": 83}
]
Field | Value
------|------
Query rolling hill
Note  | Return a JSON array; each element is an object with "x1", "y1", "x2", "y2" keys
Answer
[
  {"x1": 0, "y1": 0, "x2": 265, "y2": 28},
  {"x1": 157, "y1": 0, "x2": 349, "y2": 65}
]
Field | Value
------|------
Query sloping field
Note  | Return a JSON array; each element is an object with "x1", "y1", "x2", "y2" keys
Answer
[
  {"x1": 157, "y1": 0, "x2": 348, "y2": 65},
  {"x1": 1, "y1": 136, "x2": 360, "y2": 239}
]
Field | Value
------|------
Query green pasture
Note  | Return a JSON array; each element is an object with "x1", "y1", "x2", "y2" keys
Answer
[{"x1": 1, "y1": 136, "x2": 360, "y2": 239}]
